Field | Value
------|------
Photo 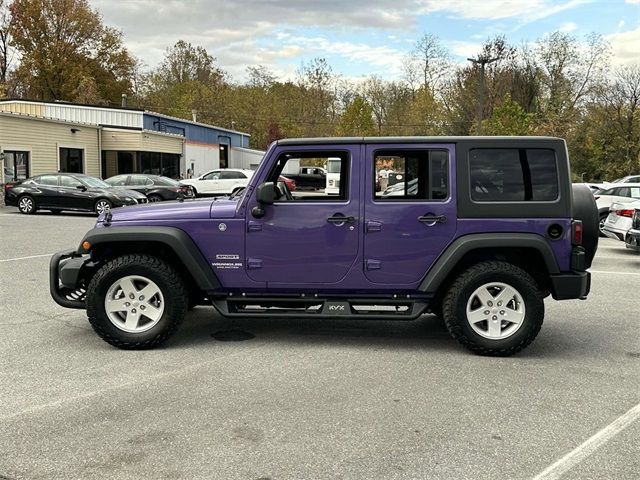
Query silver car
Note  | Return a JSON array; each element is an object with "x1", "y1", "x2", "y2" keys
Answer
[{"x1": 603, "y1": 200, "x2": 640, "y2": 241}]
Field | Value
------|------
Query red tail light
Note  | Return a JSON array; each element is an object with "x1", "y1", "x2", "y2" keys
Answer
[
  {"x1": 615, "y1": 208, "x2": 634, "y2": 218},
  {"x1": 4, "y1": 183, "x2": 14, "y2": 189},
  {"x1": 572, "y1": 220, "x2": 583, "y2": 246}
]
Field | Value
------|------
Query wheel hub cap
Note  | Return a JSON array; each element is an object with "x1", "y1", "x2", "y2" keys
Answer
[
  {"x1": 104, "y1": 275, "x2": 164, "y2": 333},
  {"x1": 465, "y1": 282, "x2": 525, "y2": 340}
]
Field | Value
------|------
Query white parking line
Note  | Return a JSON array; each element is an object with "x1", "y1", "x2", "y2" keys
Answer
[
  {"x1": 590, "y1": 270, "x2": 640, "y2": 276},
  {"x1": 0, "y1": 253, "x2": 53, "y2": 262},
  {"x1": 532, "y1": 402, "x2": 640, "y2": 480}
]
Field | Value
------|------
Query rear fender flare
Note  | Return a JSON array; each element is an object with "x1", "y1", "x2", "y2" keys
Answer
[{"x1": 419, "y1": 233, "x2": 560, "y2": 293}]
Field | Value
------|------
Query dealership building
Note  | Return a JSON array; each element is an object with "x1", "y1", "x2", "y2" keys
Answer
[{"x1": 0, "y1": 99, "x2": 264, "y2": 182}]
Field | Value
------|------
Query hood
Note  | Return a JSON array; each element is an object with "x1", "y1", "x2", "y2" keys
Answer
[{"x1": 100, "y1": 197, "x2": 240, "y2": 223}]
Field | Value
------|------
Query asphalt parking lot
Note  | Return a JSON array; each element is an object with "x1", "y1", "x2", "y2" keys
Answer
[{"x1": 0, "y1": 207, "x2": 638, "y2": 480}]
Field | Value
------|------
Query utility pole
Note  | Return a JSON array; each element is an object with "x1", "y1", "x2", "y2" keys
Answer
[{"x1": 467, "y1": 56, "x2": 499, "y2": 135}]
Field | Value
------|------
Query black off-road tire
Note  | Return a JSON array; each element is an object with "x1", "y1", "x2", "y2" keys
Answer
[
  {"x1": 442, "y1": 261, "x2": 544, "y2": 357},
  {"x1": 86, "y1": 254, "x2": 188, "y2": 349}
]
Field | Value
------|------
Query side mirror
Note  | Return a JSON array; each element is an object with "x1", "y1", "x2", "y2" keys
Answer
[
  {"x1": 256, "y1": 181, "x2": 276, "y2": 205},
  {"x1": 76, "y1": 185, "x2": 87, "y2": 191}
]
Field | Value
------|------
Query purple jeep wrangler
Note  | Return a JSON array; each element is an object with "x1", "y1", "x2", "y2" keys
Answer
[{"x1": 50, "y1": 137, "x2": 598, "y2": 356}]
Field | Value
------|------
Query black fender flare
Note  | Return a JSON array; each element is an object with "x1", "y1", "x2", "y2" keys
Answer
[
  {"x1": 78, "y1": 226, "x2": 221, "y2": 292},
  {"x1": 419, "y1": 233, "x2": 560, "y2": 293}
]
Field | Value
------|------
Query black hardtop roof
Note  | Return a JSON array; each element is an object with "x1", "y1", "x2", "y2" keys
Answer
[{"x1": 276, "y1": 136, "x2": 564, "y2": 146}]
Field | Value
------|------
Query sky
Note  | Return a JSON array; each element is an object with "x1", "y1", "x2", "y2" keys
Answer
[{"x1": 90, "y1": 0, "x2": 640, "y2": 81}]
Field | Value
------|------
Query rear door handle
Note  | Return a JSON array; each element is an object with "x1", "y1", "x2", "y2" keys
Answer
[
  {"x1": 418, "y1": 214, "x2": 446, "y2": 224},
  {"x1": 327, "y1": 215, "x2": 356, "y2": 225}
]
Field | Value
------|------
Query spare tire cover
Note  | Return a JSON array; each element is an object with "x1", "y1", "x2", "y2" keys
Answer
[{"x1": 572, "y1": 183, "x2": 599, "y2": 268}]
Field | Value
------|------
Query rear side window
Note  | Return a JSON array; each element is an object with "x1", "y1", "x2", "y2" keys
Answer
[
  {"x1": 220, "y1": 171, "x2": 246, "y2": 179},
  {"x1": 130, "y1": 175, "x2": 152, "y2": 186},
  {"x1": 469, "y1": 149, "x2": 558, "y2": 202},
  {"x1": 106, "y1": 175, "x2": 129, "y2": 186},
  {"x1": 374, "y1": 149, "x2": 449, "y2": 201},
  {"x1": 38, "y1": 175, "x2": 59, "y2": 186}
]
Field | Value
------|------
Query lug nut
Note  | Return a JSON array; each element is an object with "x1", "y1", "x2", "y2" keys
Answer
[
  {"x1": 492, "y1": 315, "x2": 498, "y2": 320},
  {"x1": 125, "y1": 302, "x2": 130, "y2": 307},
  {"x1": 484, "y1": 310, "x2": 490, "y2": 315},
  {"x1": 487, "y1": 301, "x2": 493, "y2": 307},
  {"x1": 140, "y1": 305, "x2": 145, "y2": 310},
  {"x1": 497, "y1": 301, "x2": 502, "y2": 306},
  {"x1": 129, "y1": 294, "x2": 135, "y2": 299},
  {"x1": 139, "y1": 295, "x2": 144, "y2": 301},
  {"x1": 131, "y1": 308, "x2": 137, "y2": 314},
  {"x1": 500, "y1": 310, "x2": 505, "y2": 315}
]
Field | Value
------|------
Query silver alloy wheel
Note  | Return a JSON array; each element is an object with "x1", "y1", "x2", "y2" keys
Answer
[
  {"x1": 18, "y1": 196, "x2": 34, "y2": 213},
  {"x1": 148, "y1": 195, "x2": 161, "y2": 202},
  {"x1": 95, "y1": 200, "x2": 111, "y2": 215},
  {"x1": 465, "y1": 282, "x2": 526, "y2": 340},
  {"x1": 104, "y1": 275, "x2": 165, "y2": 333}
]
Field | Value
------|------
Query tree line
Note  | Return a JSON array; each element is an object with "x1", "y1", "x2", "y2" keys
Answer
[{"x1": 1, "y1": 0, "x2": 638, "y2": 180}]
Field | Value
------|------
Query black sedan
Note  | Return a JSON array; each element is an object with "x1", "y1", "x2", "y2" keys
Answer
[
  {"x1": 4, "y1": 173, "x2": 147, "y2": 215},
  {"x1": 104, "y1": 174, "x2": 193, "y2": 202}
]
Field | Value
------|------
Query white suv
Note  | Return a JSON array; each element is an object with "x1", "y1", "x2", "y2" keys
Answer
[{"x1": 182, "y1": 169, "x2": 254, "y2": 196}]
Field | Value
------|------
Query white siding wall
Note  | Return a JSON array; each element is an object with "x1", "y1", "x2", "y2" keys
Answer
[
  {"x1": 185, "y1": 143, "x2": 219, "y2": 177},
  {"x1": 230, "y1": 147, "x2": 265, "y2": 170},
  {"x1": 0, "y1": 115, "x2": 100, "y2": 177}
]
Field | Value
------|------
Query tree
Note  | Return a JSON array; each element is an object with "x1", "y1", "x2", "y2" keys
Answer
[
  {"x1": 406, "y1": 34, "x2": 450, "y2": 96},
  {"x1": 481, "y1": 94, "x2": 533, "y2": 135},
  {"x1": 336, "y1": 96, "x2": 376, "y2": 136},
  {"x1": 9, "y1": 0, "x2": 136, "y2": 103},
  {"x1": 0, "y1": 0, "x2": 12, "y2": 94}
]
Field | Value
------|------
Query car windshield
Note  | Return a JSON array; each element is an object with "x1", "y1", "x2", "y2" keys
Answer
[
  {"x1": 154, "y1": 176, "x2": 180, "y2": 186},
  {"x1": 80, "y1": 176, "x2": 110, "y2": 188}
]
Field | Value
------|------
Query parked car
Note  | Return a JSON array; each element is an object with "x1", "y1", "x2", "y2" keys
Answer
[
  {"x1": 105, "y1": 174, "x2": 192, "y2": 202},
  {"x1": 602, "y1": 200, "x2": 640, "y2": 241},
  {"x1": 625, "y1": 208, "x2": 640, "y2": 252},
  {"x1": 4, "y1": 173, "x2": 147, "y2": 215},
  {"x1": 181, "y1": 169, "x2": 253, "y2": 196},
  {"x1": 51, "y1": 136, "x2": 598, "y2": 356},
  {"x1": 278, "y1": 175, "x2": 296, "y2": 192},
  {"x1": 284, "y1": 166, "x2": 327, "y2": 190},
  {"x1": 610, "y1": 174, "x2": 640, "y2": 184},
  {"x1": 594, "y1": 183, "x2": 640, "y2": 235}
]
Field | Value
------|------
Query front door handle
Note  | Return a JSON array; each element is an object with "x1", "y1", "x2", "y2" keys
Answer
[
  {"x1": 327, "y1": 215, "x2": 356, "y2": 225},
  {"x1": 418, "y1": 214, "x2": 446, "y2": 224}
]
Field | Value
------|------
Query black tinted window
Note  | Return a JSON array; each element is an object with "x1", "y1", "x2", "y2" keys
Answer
[
  {"x1": 220, "y1": 171, "x2": 245, "y2": 179},
  {"x1": 470, "y1": 149, "x2": 558, "y2": 202},
  {"x1": 375, "y1": 150, "x2": 449, "y2": 201}
]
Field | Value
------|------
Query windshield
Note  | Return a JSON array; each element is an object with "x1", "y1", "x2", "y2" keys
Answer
[{"x1": 81, "y1": 176, "x2": 110, "y2": 188}]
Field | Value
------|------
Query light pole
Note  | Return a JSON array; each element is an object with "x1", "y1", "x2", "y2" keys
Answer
[{"x1": 467, "y1": 56, "x2": 499, "y2": 135}]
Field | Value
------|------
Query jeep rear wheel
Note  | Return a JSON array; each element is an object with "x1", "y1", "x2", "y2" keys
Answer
[
  {"x1": 86, "y1": 254, "x2": 187, "y2": 349},
  {"x1": 442, "y1": 261, "x2": 544, "y2": 356}
]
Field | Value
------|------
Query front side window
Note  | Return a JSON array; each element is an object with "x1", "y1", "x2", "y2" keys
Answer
[
  {"x1": 203, "y1": 171, "x2": 221, "y2": 180},
  {"x1": 59, "y1": 148, "x2": 84, "y2": 173},
  {"x1": 106, "y1": 175, "x2": 129, "y2": 186},
  {"x1": 269, "y1": 151, "x2": 349, "y2": 201},
  {"x1": 469, "y1": 149, "x2": 558, "y2": 202},
  {"x1": 374, "y1": 150, "x2": 449, "y2": 201}
]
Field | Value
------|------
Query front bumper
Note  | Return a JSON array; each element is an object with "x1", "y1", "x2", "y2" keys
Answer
[
  {"x1": 549, "y1": 271, "x2": 591, "y2": 300},
  {"x1": 49, "y1": 249, "x2": 90, "y2": 309},
  {"x1": 625, "y1": 229, "x2": 640, "y2": 252}
]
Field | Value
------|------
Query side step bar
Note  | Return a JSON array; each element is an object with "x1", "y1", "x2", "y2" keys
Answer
[{"x1": 211, "y1": 297, "x2": 430, "y2": 320}]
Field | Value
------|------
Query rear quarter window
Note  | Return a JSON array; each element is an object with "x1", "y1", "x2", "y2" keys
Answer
[{"x1": 469, "y1": 148, "x2": 559, "y2": 202}]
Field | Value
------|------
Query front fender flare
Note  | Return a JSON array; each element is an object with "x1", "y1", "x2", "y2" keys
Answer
[{"x1": 79, "y1": 226, "x2": 221, "y2": 292}]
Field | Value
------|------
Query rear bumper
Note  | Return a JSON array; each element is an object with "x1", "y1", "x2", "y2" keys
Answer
[
  {"x1": 550, "y1": 271, "x2": 591, "y2": 300},
  {"x1": 49, "y1": 249, "x2": 90, "y2": 309},
  {"x1": 625, "y1": 229, "x2": 640, "y2": 251}
]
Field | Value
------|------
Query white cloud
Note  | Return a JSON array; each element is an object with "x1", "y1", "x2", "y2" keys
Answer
[
  {"x1": 618, "y1": 20, "x2": 625, "y2": 29},
  {"x1": 559, "y1": 22, "x2": 578, "y2": 33},
  {"x1": 625, "y1": 0, "x2": 640, "y2": 4},
  {"x1": 416, "y1": 0, "x2": 588, "y2": 21},
  {"x1": 449, "y1": 41, "x2": 482, "y2": 59},
  {"x1": 606, "y1": 27, "x2": 640, "y2": 66}
]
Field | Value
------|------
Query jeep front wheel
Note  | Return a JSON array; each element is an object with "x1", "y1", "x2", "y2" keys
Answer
[
  {"x1": 86, "y1": 254, "x2": 188, "y2": 349},
  {"x1": 442, "y1": 261, "x2": 544, "y2": 356}
]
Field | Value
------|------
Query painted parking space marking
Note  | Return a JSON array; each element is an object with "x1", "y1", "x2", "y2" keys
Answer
[
  {"x1": 589, "y1": 270, "x2": 640, "y2": 276},
  {"x1": 532, "y1": 402, "x2": 640, "y2": 480},
  {"x1": 0, "y1": 253, "x2": 53, "y2": 262}
]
